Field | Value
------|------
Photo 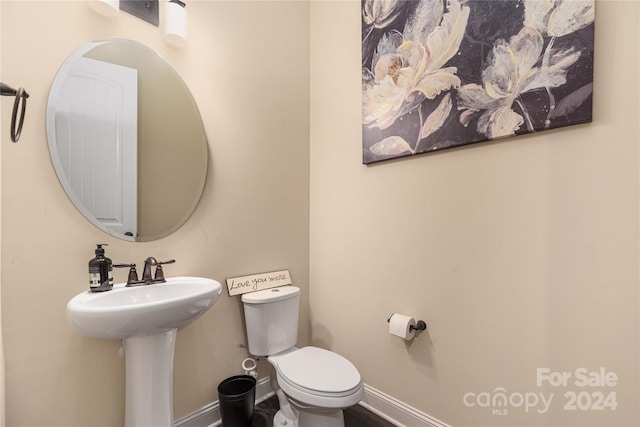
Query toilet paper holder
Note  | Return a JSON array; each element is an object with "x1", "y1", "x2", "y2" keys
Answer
[
  {"x1": 387, "y1": 315, "x2": 427, "y2": 332},
  {"x1": 411, "y1": 320, "x2": 427, "y2": 332}
]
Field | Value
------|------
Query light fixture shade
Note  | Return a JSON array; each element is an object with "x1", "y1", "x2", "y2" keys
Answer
[
  {"x1": 88, "y1": 0, "x2": 119, "y2": 18},
  {"x1": 165, "y1": 0, "x2": 187, "y2": 47}
]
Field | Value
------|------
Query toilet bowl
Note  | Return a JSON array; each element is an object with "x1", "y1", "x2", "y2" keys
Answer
[
  {"x1": 241, "y1": 286, "x2": 364, "y2": 427},
  {"x1": 268, "y1": 346, "x2": 363, "y2": 427}
]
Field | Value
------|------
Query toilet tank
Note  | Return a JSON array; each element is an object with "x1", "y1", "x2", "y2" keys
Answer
[{"x1": 241, "y1": 286, "x2": 300, "y2": 356}]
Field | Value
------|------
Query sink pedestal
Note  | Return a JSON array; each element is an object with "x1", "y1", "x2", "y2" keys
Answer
[
  {"x1": 124, "y1": 329, "x2": 177, "y2": 427},
  {"x1": 66, "y1": 277, "x2": 223, "y2": 426}
]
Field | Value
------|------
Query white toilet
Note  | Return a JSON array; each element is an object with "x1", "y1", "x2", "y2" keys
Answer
[{"x1": 242, "y1": 286, "x2": 364, "y2": 427}]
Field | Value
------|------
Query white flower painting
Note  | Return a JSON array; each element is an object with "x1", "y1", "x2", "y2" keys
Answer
[{"x1": 362, "y1": 0, "x2": 595, "y2": 164}]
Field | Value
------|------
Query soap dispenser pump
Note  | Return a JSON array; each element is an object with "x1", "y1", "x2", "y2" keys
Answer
[{"x1": 89, "y1": 244, "x2": 113, "y2": 292}]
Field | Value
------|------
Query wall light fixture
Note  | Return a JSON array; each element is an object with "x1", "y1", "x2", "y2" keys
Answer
[
  {"x1": 121, "y1": 0, "x2": 159, "y2": 26},
  {"x1": 164, "y1": 0, "x2": 187, "y2": 47},
  {"x1": 88, "y1": 0, "x2": 119, "y2": 18}
]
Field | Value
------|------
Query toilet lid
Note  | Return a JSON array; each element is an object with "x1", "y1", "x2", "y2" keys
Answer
[{"x1": 275, "y1": 347, "x2": 361, "y2": 394}]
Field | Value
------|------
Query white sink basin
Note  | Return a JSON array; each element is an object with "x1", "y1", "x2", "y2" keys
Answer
[
  {"x1": 67, "y1": 276, "x2": 222, "y2": 339},
  {"x1": 67, "y1": 276, "x2": 222, "y2": 426}
]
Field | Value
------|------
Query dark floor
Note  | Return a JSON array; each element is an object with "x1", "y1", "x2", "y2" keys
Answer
[{"x1": 251, "y1": 395, "x2": 395, "y2": 427}]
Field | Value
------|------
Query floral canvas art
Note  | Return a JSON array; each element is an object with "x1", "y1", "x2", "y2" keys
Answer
[{"x1": 362, "y1": 0, "x2": 595, "y2": 164}]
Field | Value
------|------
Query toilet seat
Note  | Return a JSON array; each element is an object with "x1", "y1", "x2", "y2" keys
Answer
[{"x1": 270, "y1": 347, "x2": 364, "y2": 408}]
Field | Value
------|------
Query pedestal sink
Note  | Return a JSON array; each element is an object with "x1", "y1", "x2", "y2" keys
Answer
[{"x1": 67, "y1": 276, "x2": 222, "y2": 426}]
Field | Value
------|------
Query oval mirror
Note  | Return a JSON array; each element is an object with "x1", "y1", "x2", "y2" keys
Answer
[{"x1": 46, "y1": 38, "x2": 208, "y2": 242}]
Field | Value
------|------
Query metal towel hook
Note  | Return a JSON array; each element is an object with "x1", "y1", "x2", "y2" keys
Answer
[{"x1": 1, "y1": 82, "x2": 29, "y2": 143}]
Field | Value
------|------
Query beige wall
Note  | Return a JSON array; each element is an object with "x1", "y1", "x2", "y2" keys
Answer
[
  {"x1": 310, "y1": 1, "x2": 639, "y2": 427},
  {"x1": 0, "y1": 1, "x2": 309, "y2": 425}
]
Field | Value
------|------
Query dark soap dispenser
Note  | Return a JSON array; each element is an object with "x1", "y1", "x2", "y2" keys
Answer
[{"x1": 89, "y1": 244, "x2": 113, "y2": 292}]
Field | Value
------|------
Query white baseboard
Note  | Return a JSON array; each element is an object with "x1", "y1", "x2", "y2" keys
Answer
[
  {"x1": 359, "y1": 384, "x2": 450, "y2": 427},
  {"x1": 175, "y1": 380, "x2": 449, "y2": 427}
]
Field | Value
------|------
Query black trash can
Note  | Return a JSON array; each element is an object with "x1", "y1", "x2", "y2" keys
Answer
[{"x1": 218, "y1": 375, "x2": 257, "y2": 427}]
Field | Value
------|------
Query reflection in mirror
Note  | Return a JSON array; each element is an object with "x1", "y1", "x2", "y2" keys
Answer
[{"x1": 46, "y1": 38, "x2": 208, "y2": 241}]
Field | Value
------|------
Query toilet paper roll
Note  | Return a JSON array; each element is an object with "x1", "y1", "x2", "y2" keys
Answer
[{"x1": 388, "y1": 313, "x2": 416, "y2": 340}]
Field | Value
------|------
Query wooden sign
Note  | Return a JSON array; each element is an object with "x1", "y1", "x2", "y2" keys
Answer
[{"x1": 226, "y1": 269, "x2": 292, "y2": 296}]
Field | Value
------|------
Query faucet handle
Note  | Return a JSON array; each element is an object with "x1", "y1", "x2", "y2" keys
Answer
[
  {"x1": 114, "y1": 263, "x2": 139, "y2": 286},
  {"x1": 154, "y1": 259, "x2": 176, "y2": 282}
]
